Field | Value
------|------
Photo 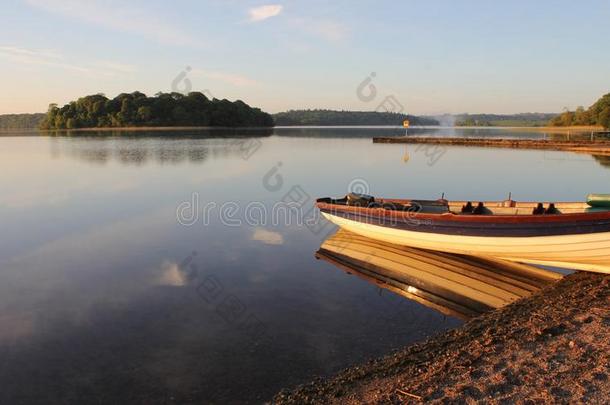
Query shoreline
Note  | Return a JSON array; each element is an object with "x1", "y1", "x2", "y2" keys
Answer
[
  {"x1": 453, "y1": 126, "x2": 603, "y2": 132},
  {"x1": 273, "y1": 271, "x2": 610, "y2": 403},
  {"x1": 0, "y1": 125, "x2": 604, "y2": 133},
  {"x1": 37, "y1": 126, "x2": 274, "y2": 132}
]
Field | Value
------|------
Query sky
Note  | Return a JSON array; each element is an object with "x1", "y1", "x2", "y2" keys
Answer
[{"x1": 1, "y1": 0, "x2": 610, "y2": 115}]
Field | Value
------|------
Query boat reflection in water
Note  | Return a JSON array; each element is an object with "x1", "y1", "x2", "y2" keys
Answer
[{"x1": 317, "y1": 229, "x2": 563, "y2": 320}]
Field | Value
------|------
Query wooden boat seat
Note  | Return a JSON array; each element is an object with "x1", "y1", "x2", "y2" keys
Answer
[
  {"x1": 533, "y1": 203, "x2": 560, "y2": 215},
  {"x1": 458, "y1": 201, "x2": 492, "y2": 215},
  {"x1": 347, "y1": 193, "x2": 375, "y2": 207},
  {"x1": 410, "y1": 199, "x2": 450, "y2": 214},
  {"x1": 545, "y1": 203, "x2": 559, "y2": 215},
  {"x1": 472, "y1": 202, "x2": 487, "y2": 215},
  {"x1": 461, "y1": 201, "x2": 473, "y2": 213},
  {"x1": 533, "y1": 203, "x2": 545, "y2": 215}
]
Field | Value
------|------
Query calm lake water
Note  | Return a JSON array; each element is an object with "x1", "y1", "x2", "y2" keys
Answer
[{"x1": 1, "y1": 127, "x2": 609, "y2": 404}]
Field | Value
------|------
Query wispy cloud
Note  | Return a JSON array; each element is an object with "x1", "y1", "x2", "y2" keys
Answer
[
  {"x1": 292, "y1": 18, "x2": 349, "y2": 42},
  {"x1": 191, "y1": 69, "x2": 260, "y2": 87},
  {"x1": 0, "y1": 46, "x2": 62, "y2": 60},
  {"x1": 25, "y1": 0, "x2": 198, "y2": 46},
  {"x1": 0, "y1": 45, "x2": 89, "y2": 73},
  {"x1": 95, "y1": 61, "x2": 138, "y2": 74},
  {"x1": 0, "y1": 45, "x2": 137, "y2": 76},
  {"x1": 309, "y1": 20, "x2": 349, "y2": 42},
  {"x1": 248, "y1": 4, "x2": 283, "y2": 22}
]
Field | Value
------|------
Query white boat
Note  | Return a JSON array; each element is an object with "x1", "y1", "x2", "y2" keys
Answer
[{"x1": 316, "y1": 194, "x2": 610, "y2": 273}]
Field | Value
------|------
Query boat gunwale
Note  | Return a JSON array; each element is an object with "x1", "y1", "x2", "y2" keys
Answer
[{"x1": 316, "y1": 199, "x2": 610, "y2": 224}]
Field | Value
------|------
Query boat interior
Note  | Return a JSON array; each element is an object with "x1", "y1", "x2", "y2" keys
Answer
[{"x1": 317, "y1": 193, "x2": 610, "y2": 216}]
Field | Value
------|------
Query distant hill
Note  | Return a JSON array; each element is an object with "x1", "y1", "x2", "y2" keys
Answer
[
  {"x1": 452, "y1": 113, "x2": 558, "y2": 127},
  {"x1": 273, "y1": 109, "x2": 439, "y2": 126},
  {"x1": 0, "y1": 113, "x2": 45, "y2": 129}
]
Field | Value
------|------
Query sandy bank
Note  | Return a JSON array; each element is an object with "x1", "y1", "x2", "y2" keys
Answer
[{"x1": 274, "y1": 272, "x2": 610, "y2": 404}]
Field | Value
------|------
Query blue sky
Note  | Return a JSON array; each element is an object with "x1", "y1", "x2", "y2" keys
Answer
[{"x1": 1, "y1": 0, "x2": 609, "y2": 114}]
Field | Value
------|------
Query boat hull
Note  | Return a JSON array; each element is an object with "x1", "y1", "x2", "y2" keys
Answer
[{"x1": 321, "y1": 212, "x2": 610, "y2": 274}]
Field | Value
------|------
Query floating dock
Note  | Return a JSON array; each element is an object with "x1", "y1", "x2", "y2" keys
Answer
[{"x1": 373, "y1": 136, "x2": 610, "y2": 155}]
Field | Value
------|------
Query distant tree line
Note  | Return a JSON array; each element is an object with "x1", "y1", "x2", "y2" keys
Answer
[
  {"x1": 455, "y1": 113, "x2": 558, "y2": 127},
  {"x1": 40, "y1": 92, "x2": 274, "y2": 129},
  {"x1": 272, "y1": 109, "x2": 439, "y2": 126},
  {"x1": 550, "y1": 93, "x2": 610, "y2": 129},
  {"x1": 0, "y1": 113, "x2": 45, "y2": 129}
]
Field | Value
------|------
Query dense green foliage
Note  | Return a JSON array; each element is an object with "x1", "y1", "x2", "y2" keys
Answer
[
  {"x1": 40, "y1": 92, "x2": 274, "y2": 129},
  {"x1": 273, "y1": 109, "x2": 439, "y2": 126},
  {"x1": 550, "y1": 93, "x2": 610, "y2": 129},
  {"x1": 0, "y1": 113, "x2": 45, "y2": 129},
  {"x1": 455, "y1": 113, "x2": 557, "y2": 127}
]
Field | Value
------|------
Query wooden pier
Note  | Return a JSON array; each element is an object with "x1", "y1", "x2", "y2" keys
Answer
[{"x1": 373, "y1": 136, "x2": 610, "y2": 155}]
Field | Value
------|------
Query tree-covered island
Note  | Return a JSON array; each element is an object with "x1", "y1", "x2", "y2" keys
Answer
[{"x1": 39, "y1": 91, "x2": 275, "y2": 129}]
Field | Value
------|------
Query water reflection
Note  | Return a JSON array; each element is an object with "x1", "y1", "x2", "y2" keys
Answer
[
  {"x1": 592, "y1": 154, "x2": 610, "y2": 168},
  {"x1": 46, "y1": 127, "x2": 274, "y2": 138},
  {"x1": 317, "y1": 229, "x2": 562, "y2": 320},
  {"x1": 49, "y1": 136, "x2": 266, "y2": 165},
  {"x1": 272, "y1": 126, "x2": 572, "y2": 139},
  {"x1": 1, "y1": 129, "x2": 607, "y2": 403}
]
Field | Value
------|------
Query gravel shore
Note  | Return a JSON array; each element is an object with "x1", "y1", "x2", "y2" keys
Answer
[{"x1": 273, "y1": 272, "x2": 610, "y2": 404}]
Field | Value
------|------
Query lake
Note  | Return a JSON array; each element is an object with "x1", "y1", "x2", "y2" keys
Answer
[{"x1": 1, "y1": 127, "x2": 608, "y2": 403}]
